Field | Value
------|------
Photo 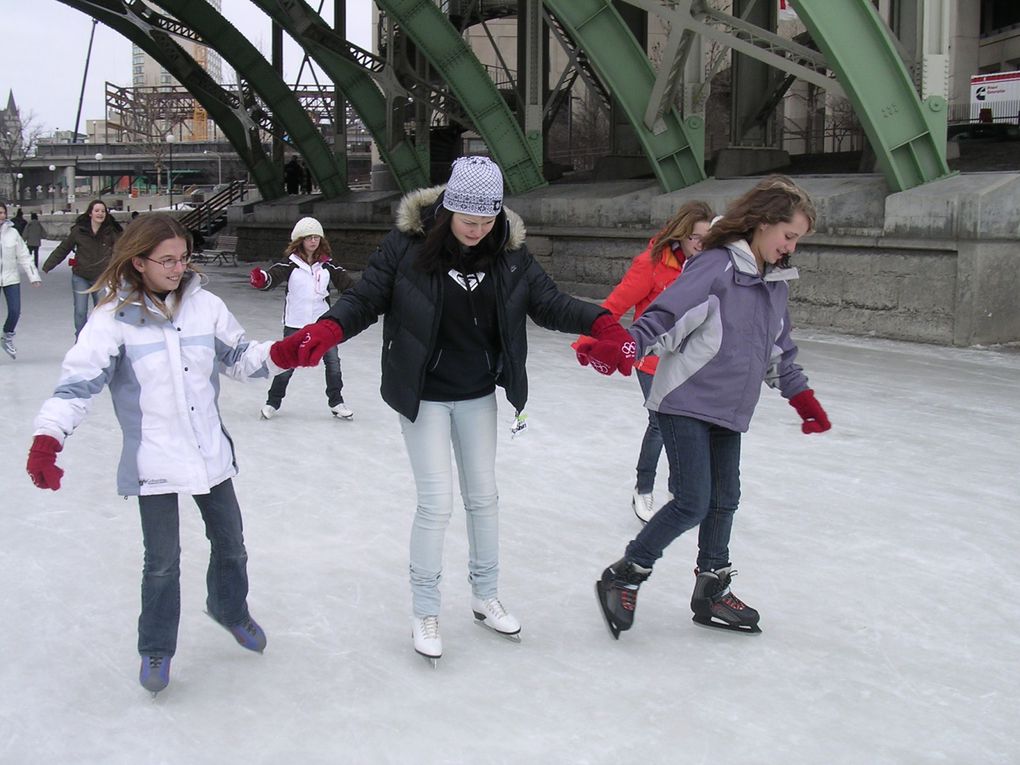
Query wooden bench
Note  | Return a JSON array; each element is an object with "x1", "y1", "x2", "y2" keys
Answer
[{"x1": 197, "y1": 235, "x2": 238, "y2": 266}]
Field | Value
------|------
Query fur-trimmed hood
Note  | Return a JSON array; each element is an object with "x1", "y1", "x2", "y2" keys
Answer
[{"x1": 394, "y1": 185, "x2": 526, "y2": 251}]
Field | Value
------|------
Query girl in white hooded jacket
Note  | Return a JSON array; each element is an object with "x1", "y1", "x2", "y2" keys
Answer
[
  {"x1": 0, "y1": 202, "x2": 41, "y2": 358},
  {"x1": 26, "y1": 214, "x2": 296, "y2": 696}
]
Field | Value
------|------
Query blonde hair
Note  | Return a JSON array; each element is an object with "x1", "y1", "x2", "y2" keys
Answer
[
  {"x1": 284, "y1": 233, "x2": 333, "y2": 264},
  {"x1": 92, "y1": 213, "x2": 196, "y2": 320},
  {"x1": 701, "y1": 175, "x2": 816, "y2": 252},
  {"x1": 648, "y1": 200, "x2": 715, "y2": 260}
]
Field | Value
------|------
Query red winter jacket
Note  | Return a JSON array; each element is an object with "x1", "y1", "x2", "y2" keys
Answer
[{"x1": 574, "y1": 238, "x2": 685, "y2": 375}]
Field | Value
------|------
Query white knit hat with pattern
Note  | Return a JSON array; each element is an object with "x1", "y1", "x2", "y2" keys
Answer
[
  {"x1": 442, "y1": 156, "x2": 503, "y2": 217},
  {"x1": 291, "y1": 217, "x2": 324, "y2": 241}
]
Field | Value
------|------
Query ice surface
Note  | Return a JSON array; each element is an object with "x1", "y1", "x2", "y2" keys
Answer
[{"x1": 2, "y1": 241, "x2": 1018, "y2": 764}]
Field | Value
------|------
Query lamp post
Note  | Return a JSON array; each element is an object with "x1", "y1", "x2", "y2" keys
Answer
[
  {"x1": 94, "y1": 153, "x2": 103, "y2": 196},
  {"x1": 48, "y1": 164, "x2": 57, "y2": 213},
  {"x1": 15, "y1": 172, "x2": 23, "y2": 202},
  {"x1": 165, "y1": 133, "x2": 175, "y2": 210},
  {"x1": 203, "y1": 150, "x2": 222, "y2": 186}
]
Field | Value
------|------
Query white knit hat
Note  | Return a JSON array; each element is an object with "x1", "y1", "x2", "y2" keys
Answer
[
  {"x1": 442, "y1": 156, "x2": 503, "y2": 217},
  {"x1": 291, "y1": 217, "x2": 324, "y2": 241}
]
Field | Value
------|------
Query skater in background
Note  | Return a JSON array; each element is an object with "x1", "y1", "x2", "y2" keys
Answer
[
  {"x1": 43, "y1": 199, "x2": 123, "y2": 339},
  {"x1": 23, "y1": 212, "x2": 48, "y2": 269},
  {"x1": 0, "y1": 203, "x2": 42, "y2": 359},
  {"x1": 573, "y1": 200, "x2": 714, "y2": 523},
  {"x1": 249, "y1": 216, "x2": 356, "y2": 420},
  {"x1": 11, "y1": 207, "x2": 27, "y2": 235},
  {"x1": 577, "y1": 175, "x2": 831, "y2": 638},
  {"x1": 272, "y1": 156, "x2": 624, "y2": 664},
  {"x1": 26, "y1": 214, "x2": 298, "y2": 695}
]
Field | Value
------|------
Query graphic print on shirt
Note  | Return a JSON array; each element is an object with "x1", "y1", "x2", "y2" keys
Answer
[{"x1": 448, "y1": 269, "x2": 486, "y2": 291}]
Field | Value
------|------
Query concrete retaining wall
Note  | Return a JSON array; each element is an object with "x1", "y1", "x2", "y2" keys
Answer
[{"x1": 230, "y1": 173, "x2": 1020, "y2": 347}]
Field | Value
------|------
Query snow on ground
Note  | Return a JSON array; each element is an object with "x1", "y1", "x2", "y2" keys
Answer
[{"x1": 1, "y1": 241, "x2": 1018, "y2": 764}]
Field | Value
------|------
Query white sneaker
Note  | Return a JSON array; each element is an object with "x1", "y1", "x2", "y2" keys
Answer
[
  {"x1": 412, "y1": 615, "x2": 442, "y2": 660},
  {"x1": 259, "y1": 404, "x2": 278, "y2": 420},
  {"x1": 330, "y1": 402, "x2": 354, "y2": 420},
  {"x1": 1, "y1": 332, "x2": 15, "y2": 360},
  {"x1": 471, "y1": 596, "x2": 521, "y2": 637},
  {"x1": 632, "y1": 491, "x2": 655, "y2": 524}
]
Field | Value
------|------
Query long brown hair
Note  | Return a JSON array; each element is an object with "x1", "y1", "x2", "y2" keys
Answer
[
  {"x1": 701, "y1": 175, "x2": 816, "y2": 253},
  {"x1": 91, "y1": 214, "x2": 195, "y2": 319},
  {"x1": 648, "y1": 200, "x2": 714, "y2": 260},
  {"x1": 284, "y1": 233, "x2": 333, "y2": 264}
]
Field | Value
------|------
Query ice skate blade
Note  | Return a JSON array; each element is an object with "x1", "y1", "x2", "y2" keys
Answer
[
  {"x1": 415, "y1": 650, "x2": 440, "y2": 668},
  {"x1": 473, "y1": 618, "x2": 522, "y2": 642},
  {"x1": 332, "y1": 412, "x2": 354, "y2": 420},
  {"x1": 595, "y1": 580, "x2": 622, "y2": 640},
  {"x1": 692, "y1": 614, "x2": 762, "y2": 635}
]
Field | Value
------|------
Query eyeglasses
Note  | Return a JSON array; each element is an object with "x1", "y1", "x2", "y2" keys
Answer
[{"x1": 146, "y1": 255, "x2": 192, "y2": 270}]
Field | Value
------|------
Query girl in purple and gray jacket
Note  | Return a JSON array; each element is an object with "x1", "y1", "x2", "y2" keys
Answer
[{"x1": 577, "y1": 175, "x2": 831, "y2": 638}]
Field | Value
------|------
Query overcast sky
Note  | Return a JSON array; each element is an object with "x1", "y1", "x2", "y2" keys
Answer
[{"x1": 3, "y1": 1, "x2": 374, "y2": 135}]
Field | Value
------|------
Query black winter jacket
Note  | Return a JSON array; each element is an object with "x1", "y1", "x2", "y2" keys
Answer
[{"x1": 323, "y1": 186, "x2": 606, "y2": 421}]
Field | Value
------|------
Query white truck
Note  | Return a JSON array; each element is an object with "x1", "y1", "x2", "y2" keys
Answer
[{"x1": 970, "y1": 71, "x2": 1020, "y2": 123}]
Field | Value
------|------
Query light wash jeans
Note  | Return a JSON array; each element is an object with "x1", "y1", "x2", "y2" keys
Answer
[
  {"x1": 72, "y1": 273, "x2": 99, "y2": 339},
  {"x1": 400, "y1": 394, "x2": 499, "y2": 618}
]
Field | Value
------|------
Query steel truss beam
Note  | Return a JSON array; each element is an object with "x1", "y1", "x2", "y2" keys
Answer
[{"x1": 58, "y1": 0, "x2": 283, "y2": 200}]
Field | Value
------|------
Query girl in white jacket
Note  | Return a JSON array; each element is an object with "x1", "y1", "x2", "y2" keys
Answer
[
  {"x1": 26, "y1": 214, "x2": 295, "y2": 696},
  {"x1": 0, "y1": 202, "x2": 41, "y2": 359}
]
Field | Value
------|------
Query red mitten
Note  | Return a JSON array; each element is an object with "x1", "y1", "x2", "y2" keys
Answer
[
  {"x1": 789, "y1": 389, "x2": 831, "y2": 434},
  {"x1": 270, "y1": 320, "x2": 344, "y2": 368},
  {"x1": 68, "y1": 256, "x2": 77, "y2": 267},
  {"x1": 27, "y1": 435, "x2": 64, "y2": 491},
  {"x1": 249, "y1": 268, "x2": 268, "y2": 290},
  {"x1": 579, "y1": 314, "x2": 636, "y2": 376}
]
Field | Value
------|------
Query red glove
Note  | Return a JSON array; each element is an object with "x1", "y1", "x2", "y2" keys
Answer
[
  {"x1": 576, "y1": 314, "x2": 636, "y2": 376},
  {"x1": 27, "y1": 435, "x2": 64, "y2": 491},
  {"x1": 249, "y1": 268, "x2": 268, "y2": 290},
  {"x1": 269, "y1": 319, "x2": 344, "y2": 368},
  {"x1": 789, "y1": 389, "x2": 831, "y2": 434},
  {"x1": 68, "y1": 256, "x2": 77, "y2": 267}
]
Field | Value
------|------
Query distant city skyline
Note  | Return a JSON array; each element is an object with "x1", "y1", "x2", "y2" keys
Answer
[{"x1": 4, "y1": 1, "x2": 373, "y2": 137}]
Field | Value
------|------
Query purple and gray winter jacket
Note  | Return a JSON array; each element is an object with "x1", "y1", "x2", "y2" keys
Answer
[{"x1": 628, "y1": 240, "x2": 810, "y2": 433}]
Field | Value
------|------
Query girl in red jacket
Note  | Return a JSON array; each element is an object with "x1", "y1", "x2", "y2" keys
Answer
[{"x1": 577, "y1": 201, "x2": 714, "y2": 523}]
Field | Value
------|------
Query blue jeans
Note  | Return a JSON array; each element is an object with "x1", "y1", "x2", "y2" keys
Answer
[
  {"x1": 72, "y1": 273, "x2": 99, "y2": 338},
  {"x1": 625, "y1": 414, "x2": 741, "y2": 572},
  {"x1": 137, "y1": 479, "x2": 251, "y2": 657},
  {"x1": 400, "y1": 394, "x2": 499, "y2": 617},
  {"x1": 265, "y1": 326, "x2": 343, "y2": 407},
  {"x1": 635, "y1": 370, "x2": 663, "y2": 494},
  {"x1": 1, "y1": 283, "x2": 20, "y2": 334}
]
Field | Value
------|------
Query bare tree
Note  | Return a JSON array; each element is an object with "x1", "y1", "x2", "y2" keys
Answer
[{"x1": 0, "y1": 111, "x2": 44, "y2": 201}]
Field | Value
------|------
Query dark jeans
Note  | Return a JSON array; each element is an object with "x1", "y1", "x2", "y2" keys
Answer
[
  {"x1": 137, "y1": 479, "x2": 251, "y2": 657},
  {"x1": 635, "y1": 370, "x2": 663, "y2": 494},
  {"x1": 28, "y1": 245, "x2": 39, "y2": 269},
  {"x1": 1, "y1": 284, "x2": 20, "y2": 334},
  {"x1": 625, "y1": 414, "x2": 741, "y2": 572},
  {"x1": 266, "y1": 325, "x2": 343, "y2": 408}
]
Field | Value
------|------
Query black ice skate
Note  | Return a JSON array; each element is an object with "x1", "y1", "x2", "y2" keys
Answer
[
  {"x1": 595, "y1": 558, "x2": 651, "y2": 639},
  {"x1": 690, "y1": 565, "x2": 761, "y2": 634}
]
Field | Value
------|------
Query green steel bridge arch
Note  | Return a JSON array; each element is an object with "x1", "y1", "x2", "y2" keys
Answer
[
  {"x1": 149, "y1": 0, "x2": 347, "y2": 197},
  {"x1": 373, "y1": 0, "x2": 546, "y2": 195},
  {"x1": 248, "y1": 0, "x2": 430, "y2": 193},
  {"x1": 63, "y1": 1, "x2": 951, "y2": 196},
  {"x1": 58, "y1": 0, "x2": 284, "y2": 200}
]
